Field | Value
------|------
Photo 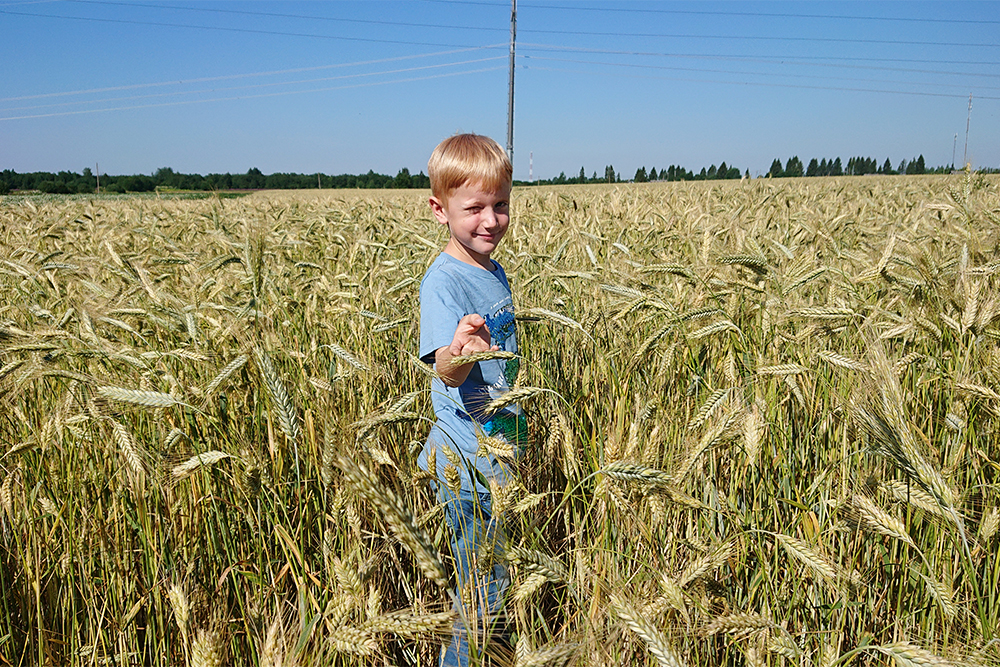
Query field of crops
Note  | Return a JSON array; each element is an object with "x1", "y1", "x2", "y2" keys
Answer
[{"x1": 2, "y1": 173, "x2": 999, "y2": 666}]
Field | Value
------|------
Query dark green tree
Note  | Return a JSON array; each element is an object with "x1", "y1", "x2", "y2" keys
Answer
[
  {"x1": 245, "y1": 168, "x2": 265, "y2": 189},
  {"x1": 394, "y1": 168, "x2": 412, "y2": 188}
]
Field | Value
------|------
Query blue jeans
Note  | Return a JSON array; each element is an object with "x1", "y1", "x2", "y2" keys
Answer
[{"x1": 438, "y1": 485, "x2": 510, "y2": 667}]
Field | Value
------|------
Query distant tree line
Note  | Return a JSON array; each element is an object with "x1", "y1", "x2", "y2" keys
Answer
[
  {"x1": 767, "y1": 154, "x2": 951, "y2": 178},
  {"x1": 0, "y1": 166, "x2": 430, "y2": 195},
  {"x1": 3, "y1": 155, "x2": 994, "y2": 195},
  {"x1": 523, "y1": 154, "x2": 974, "y2": 186},
  {"x1": 520, "y1": 162, "x2": 748, "y2": 186}
]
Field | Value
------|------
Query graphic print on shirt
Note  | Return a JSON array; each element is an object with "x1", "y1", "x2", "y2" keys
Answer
[{"x1": 482, "y1": 301, "x2": 528, "y2": 446}]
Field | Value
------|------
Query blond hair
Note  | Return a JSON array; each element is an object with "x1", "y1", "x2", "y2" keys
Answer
[{"x1": 427, "y1": 133, "x2": 512, "y2": 201}]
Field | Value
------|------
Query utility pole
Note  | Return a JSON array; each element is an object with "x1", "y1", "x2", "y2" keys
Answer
[
  {"x1": 506, "y1": 0, "x2": 516, "y2": 166},
  {"x1": 952, "y1": 133, "x2": 957, "y2": 170},
  {"x1": 963, "y1": 93, "x2": 972, "y2": 168}
]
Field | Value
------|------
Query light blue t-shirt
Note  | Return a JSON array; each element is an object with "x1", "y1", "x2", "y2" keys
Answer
[{"x1": 417, "y1": 252, "x2": 526, "y2": 491}]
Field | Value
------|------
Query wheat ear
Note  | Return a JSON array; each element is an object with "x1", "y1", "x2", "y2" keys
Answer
[
  {"x1": 610, "y1": 593, "x2": 687, "y2": 667},
  {"x1": 97, "y1": 386, "x2": 188, "y2": 409},
  {"x1": 254, "y1": 347, "x2": 301, "y2": 445},
  {"x1": 873, "y1": 641, "x2": 957, "y2": 667},
  {"x1": 172, "y1": 451, "x2": 233, "y2": 479},
  {"x1": 337, "y1": 455, "x2": 448, "y2": 587},
  {"x1": 204, "y1": 353, "x2": 248, "y2": 395}
]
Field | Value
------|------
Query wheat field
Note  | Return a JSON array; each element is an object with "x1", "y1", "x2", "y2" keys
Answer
[{"x1": 1, "y1": 173, "x2": 999, "y2": 666}]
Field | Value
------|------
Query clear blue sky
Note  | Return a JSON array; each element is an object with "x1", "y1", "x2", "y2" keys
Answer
[{"x1": 2, "y1": 1, "x2": 998, "y2": 180}]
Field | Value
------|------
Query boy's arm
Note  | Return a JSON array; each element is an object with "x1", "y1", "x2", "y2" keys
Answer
[{"x1": 434, "y1": 313, "x2": 497, "y2": 387}]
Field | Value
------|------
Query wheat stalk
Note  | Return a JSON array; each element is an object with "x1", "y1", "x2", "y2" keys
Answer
[
  {"x1": 172, "y1": 451, "x2": 233, "y2": 479},
  {"x1": 610, "y1": 593, "x2": 687, "y2": 667},
  {"x1": 337, "y1": 455, "x2": 448, "y2": 587},
  {"x1": 979, "y1": 506, "x2": 999, "y2": 541},
  {"x1": 485, "y1": 386, "x2": 545, "y2": 413},
  {"x1": 775, "y1": 533, "x2": 838, "y2": 582},
  {"x1": 817, "y1": 350, "x2": 868, "y2": 372},
  {"x1": 794, "y1": 306, "x2": 857, "y2": 320},
  {"x1": 328, "y1": 625, "x2": 378, "y2": 657},
  {"x1": 677, "y1": 542, "x2": 733, "y2": 587},
  {"x1": 204, "y1": 353, "x2": 248, "y2": 395},
  {"x1": 167, "y1": 583, "x2": 190, "y2": 646},
  {"x1": 719, "y1": 254, "x2": 768, "y2": 275},
  {"x1": 518, "y1": 307, "x2": 592, "y2": 339},
  {"x1": 687, "y1": 320, "x2": 740, "y2": 340},
  {"x1": 883, "y1": 480, "x2": 953, "y2": 521},
  {"x1": 910, "y1": 566, "x2": 957, "y2": 619},
  {"x1": 688, "y1": 387, "x2": 730, "y2": 431},
  {"x1": 449, "y1": 350, "x2": 517, "y2": 366},
  {"x1": 600, "y1": 461, "x2": 671, "y2": 486},
  {"x1": 477, "y1": 435, "x2": 515, "y2": 459},
  {"x1": 756, "y1": 363, "x2": 808, "y2": 376},
  {"x1": 362, "y1": 610, "x2": 455, "y2": 639},
  {"x1": 254, "y1": 347, "x2": 301, "y2": 445},
  {"x1": 110, "y1": 419, "x2": 147, "y2": 485},
  {"x1": 508, "y1": 546, "x2": 569, "y2": 583},
  {"x1": 191, "y1": 629, "x2": 223, "y2": 667},
  {"x1": 874, "y1": 641, "x2": 957, "y2": 667},
  {"x1": 512, "y1": 572, "x2": 550, "y2": 602},
  {"x1": 97, "y1": 386, "x2": 187, "y2": 409},
  {"x1": 323, "y1": 343, "x2": 369, "y2": 371},
  {"x1": 352, "y1": 411, "x2": 422, "y2": 441},
  {"x1": 849, "y1": 493, "x2": 916, "y2": 548},
  {"x1": 515, "y1": 642, "x2": 579, "y2": 667},
  {"x1": 703, "y1": 612, "x2": 776, "y2": 637}
]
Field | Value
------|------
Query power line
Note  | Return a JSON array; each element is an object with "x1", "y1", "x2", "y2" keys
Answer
[
  {"x1": 519, "y1": 30, "x2": 1000, "y2": 50},
  {"x1": 12, "y1": 4, "x2": 997, "y2": 50},
  {"x1": 519, "y1": 42, "x2": 1000, "y2": 69},
  {"x1": 65, "y1": 0, "x2": 1000, "y2": 35},
  {"x1": 521, "y1": 52, "x2": 1000, "y2": 80},
  {"x1": 10, "y1": 4, "x2": 998, "y2": 53},
  {"x1": 0, "y1": 45, "x2": 505, "y2": 102},
  {"x1": 66, "y1": 0, "x2": 509, "y2": 33},
  {"x1": 0, "y1": 66, "x2": 507, "y2": 121},
  {"x1": 0, "y1": 7, "x2": 495, "y2": 48},
  {"x1": 2, "y1": 57, "x2": 507, "y2": 112},
  {"x1": 521, "y1": 64, "x2": 1000, "y2": 101},
  {"x1": 522, "y1": 55, "x2": 1000, "y2": 94},
  {"x1": 426, "y1": 0, "x2": 1000, "y2": 26}
]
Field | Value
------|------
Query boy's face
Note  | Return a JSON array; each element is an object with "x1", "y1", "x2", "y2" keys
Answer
[{"x1": 430, "y1": 180, "x2": 511, "y2": 271}]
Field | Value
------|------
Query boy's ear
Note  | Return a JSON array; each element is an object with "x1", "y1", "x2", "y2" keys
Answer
[{"x1": 428, "y1": 196, "x2": 450, "y2": 226}]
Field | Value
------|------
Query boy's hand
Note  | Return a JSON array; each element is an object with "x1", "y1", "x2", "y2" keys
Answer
[
  {"x1": 436, "y1": 314, "x2": 497, "y2": 387},
  {"x1": 448, "y1": 314, "x2": 498, "y2": 357}
]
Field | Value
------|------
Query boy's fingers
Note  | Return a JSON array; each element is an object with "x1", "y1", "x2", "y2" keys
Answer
[
  {"x1": 455, "y1": 314, "x2": 492, "y2": 340},
  {"x1": 448, "y1": 313, "x2": 493, "y2": 356},
  {"x1": 458, "y1": 313, "x2": 486, "y2": 330}
]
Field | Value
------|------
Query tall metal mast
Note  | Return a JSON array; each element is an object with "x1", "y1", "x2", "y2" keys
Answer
[
  {"x1": 963, "y1": 93, "x2": 972, "y2": 168},
  {"x1": 506, "y1": 0, "x2": 516, "y2": 166}
]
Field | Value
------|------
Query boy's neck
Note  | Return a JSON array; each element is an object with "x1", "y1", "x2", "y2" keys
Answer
[{"x1": 443, "y1": 239, "x2": 496, "y2": 271}]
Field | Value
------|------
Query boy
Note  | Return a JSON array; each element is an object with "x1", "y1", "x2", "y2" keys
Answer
[{"x1": 418, "y1": 133, "x2": 527, "y2": 667}]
